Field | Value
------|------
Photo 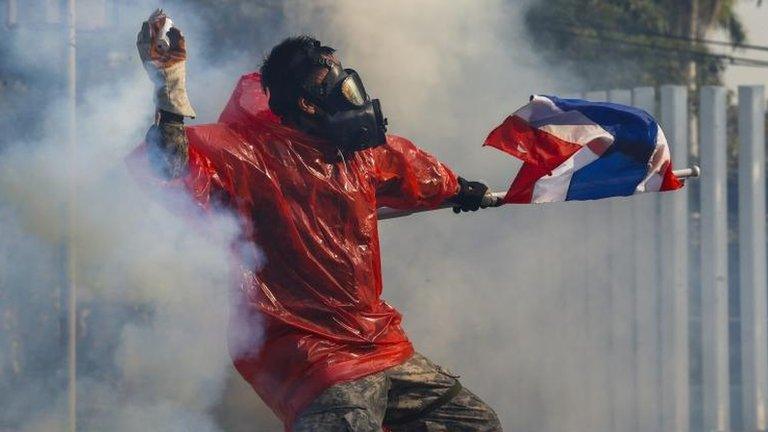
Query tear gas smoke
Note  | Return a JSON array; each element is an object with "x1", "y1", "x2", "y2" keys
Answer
[
  {"x1": 0, "y1": 81, "x2": 248, "y2": 429},
  {"x1": 0, "y1": 1, "x2": 638, "y2": 431},
  {"x1": 0, "y1": 2, "x2": 262, "y2": 430}
]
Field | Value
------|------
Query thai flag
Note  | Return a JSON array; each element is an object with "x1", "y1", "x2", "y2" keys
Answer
[{"x1": 485, "y1": 95, "x2": 683, "y2": 204}]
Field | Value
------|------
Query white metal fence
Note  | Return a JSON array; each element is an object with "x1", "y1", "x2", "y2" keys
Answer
[{"x1": 571, "y1": 85, "x2": 768, "y2": 431}]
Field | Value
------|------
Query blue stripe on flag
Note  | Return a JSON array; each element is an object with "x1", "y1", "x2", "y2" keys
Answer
[
  {"x1": 545, "y1": 96, "x2": 658, "y2": 163},
  {"x1": 565, "y1": 148, "x2": 648, "y2": 200}
]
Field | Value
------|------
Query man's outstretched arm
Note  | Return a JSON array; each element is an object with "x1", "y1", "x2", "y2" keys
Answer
[
  {"x1": 373, "y1": 136, "x2": 488, "y2": 213},
  {"x1": 136, "y1": 10, "x2": 196, "y2": 179}
]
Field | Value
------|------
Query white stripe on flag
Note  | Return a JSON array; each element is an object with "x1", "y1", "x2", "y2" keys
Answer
[
  {"x1": 512, "y1": 95, "x2": 564, "y2": 122},
  {"x1": 531, "y1": 145, "x2": 602, "y2": 203},
  {"x1": 516, "y1": 96, "x2": 616, "y2": 149},
  {"x1": 634, "y1": 125, "x2": 670, "y2": 193}
]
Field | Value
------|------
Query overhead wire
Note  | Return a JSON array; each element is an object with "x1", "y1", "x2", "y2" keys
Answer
[
  {"x1": 553, "y1": 21, "x2": 768, "y2": 53},
  {"x1": 545, "y1": 27, "x2": 768, "y2": 69}
]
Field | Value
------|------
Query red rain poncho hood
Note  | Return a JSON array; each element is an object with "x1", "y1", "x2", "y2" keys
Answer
[{"x1": 131, "y1": 72, "x2": 458, "y2": 426}]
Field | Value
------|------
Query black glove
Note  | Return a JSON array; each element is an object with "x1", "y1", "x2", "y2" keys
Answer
[{"x1": 451, "y1": 177, "x2": 489, "y2": 213}]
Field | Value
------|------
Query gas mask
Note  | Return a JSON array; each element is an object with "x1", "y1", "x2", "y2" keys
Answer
[{"x1": 300, "y1": 59, "x2": 388, "y2": 154}]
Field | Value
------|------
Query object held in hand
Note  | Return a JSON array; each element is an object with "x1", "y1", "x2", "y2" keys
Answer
[
  {"x1": 151, "y1": 10, "x2": 174, "y2": 54},
  {"x1": 137, "y1": 9, "x2": 187, "y2": 69}
]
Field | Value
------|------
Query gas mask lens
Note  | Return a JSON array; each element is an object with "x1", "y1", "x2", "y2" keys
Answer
[{"x1": 340, "y1": 73, "x2": 367, "y2": 107}]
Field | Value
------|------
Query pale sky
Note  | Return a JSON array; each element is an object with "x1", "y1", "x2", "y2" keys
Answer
[{"x1": 722, "y1": 2, "x2": 768, "y2": 91}]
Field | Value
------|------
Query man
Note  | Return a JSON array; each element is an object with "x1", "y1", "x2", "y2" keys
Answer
[{"x1": 136, "y1": 10, "x2": 501, "y2": 432}]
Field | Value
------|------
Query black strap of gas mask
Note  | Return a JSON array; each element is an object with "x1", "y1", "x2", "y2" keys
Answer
[{"x1": 297, "y1": 54, "x2": 353, "y2": 114}]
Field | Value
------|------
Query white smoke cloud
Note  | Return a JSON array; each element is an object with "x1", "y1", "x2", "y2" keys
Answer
[
  {"x1": 0, "y1": 3, "x2": 266, "y2": 431},
  {"x1": 0, "y1": 75, "x2": 253, "y2": 430}
]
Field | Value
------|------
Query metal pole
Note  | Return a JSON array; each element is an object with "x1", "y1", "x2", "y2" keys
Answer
[
  {"x1": 584, "y1": 90, "x2": 617, "y2": 432},
  {"x1": 7, "y1": 0, "x2": 17, "y2": 25},
  {"x1": 66, "y1": 0, "x2": 77, "y2": 431},
  {"x1": 584, "y1": 96, "x2": 611, "y2": 430},
  {"x1": 659, "y1": 85, "x2": 690, "y2": 432},
  {"x1": 699, "y1": 85, "x2": 730, "y2": 432},
  {"x1": 686, "y1": 1, "x2": 699, "y2": 97},
  {"x1": 608, "y1": 88, "x2": 636, "y2": 431},
  {"x1": 377, "y1": 169, "x2": 699, "y2": 221},
  {"x1": 738, "y1": 85, "x2": 768, "y2": 432},
  {"x1": 573, "y1": 91, "x2": 599, "y2": 432},
  {"x1": 632, "y1": 86, "x2": 663, "y2": 432}
]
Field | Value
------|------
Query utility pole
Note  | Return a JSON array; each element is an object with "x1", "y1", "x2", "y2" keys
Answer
[
  {"x1": 6, "y1": 1, "x2": 79, "y2": 429},
  {"x1": 66, "y1": 0, "x2": 77, "y2": 431},
  {"x1": 687, "y1": 0, "x2": 699, "y2": 158},
  {"x1": 686, "y1": 0, "x2": 699, "y2": 93}
]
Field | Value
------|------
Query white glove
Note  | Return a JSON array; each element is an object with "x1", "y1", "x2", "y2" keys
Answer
[{"x1": 136, "y1": 9, "x2": 196, "y2": 118}]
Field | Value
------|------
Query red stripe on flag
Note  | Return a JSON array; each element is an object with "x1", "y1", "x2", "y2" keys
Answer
[
  {"x1": 503, "y1": 163, "x2": 551, "y2": 204},
  {"x1": 484, "y1": 115, "x2": 582, "y2": 171},
  {"x1": 659, "y1": 161, "x2": 683, "y2": 191}
]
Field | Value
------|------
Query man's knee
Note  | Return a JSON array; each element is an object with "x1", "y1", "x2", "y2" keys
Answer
[
  {"x1": 293, "y1": 409, "x2": 383, "y2": 432},
  {"x1": 293, "y1": 373, "x2": 388, "y2": 431},
  {"x1": 481, "y1": 402, "x2": 503, "y2": 431},
  {"x1": 389, "y1": 386, "x2": 502, "y2": 432},
  {"x1": 450, "y1": 387, "x2": 502, "y2": 431}
]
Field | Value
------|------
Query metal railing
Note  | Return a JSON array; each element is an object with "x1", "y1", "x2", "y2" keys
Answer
[{"x1": 565, "y1": 85, "x2": 766, "y2": 432}]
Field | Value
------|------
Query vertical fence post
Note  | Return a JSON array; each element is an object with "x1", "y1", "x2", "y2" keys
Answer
[
  {"x1": 608, "y1": 88, "x2": 637, "y2": 431},
  {"x1": 700, "y1": 86, "x2": 730, "y2": 432},
  {"x1": 659, "y1": 85, "x2": 690, "y2": 432},
  {"x1": 583, "y1": 90, "x2": 611, "y2": 431},
  {"x1": 632, "y1": 86, "x2": 663, "y2": 432},
  {"x1": 738, "y1": 85, "x2": 768, "y2": 432},
  {"x1": 585, "y1": 91, "x2": 608, "y2": 102},
  {"x1": 609, "y1": 89, "x2": 633, "y2": 104}
]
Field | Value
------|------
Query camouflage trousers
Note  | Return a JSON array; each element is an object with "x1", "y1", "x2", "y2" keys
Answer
[{"x1": 292, "y1": 353, "x2": 502, "y2": 432}]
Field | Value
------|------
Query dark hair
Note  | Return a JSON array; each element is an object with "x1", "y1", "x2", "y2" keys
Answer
[{"x1": 260, "y1": 35, "x2": 335, "y2": 120}]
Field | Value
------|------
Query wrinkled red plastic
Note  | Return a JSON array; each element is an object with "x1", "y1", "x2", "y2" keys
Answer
[{"x1": 130, "y1": 72, "x2": 458, "y2": 427}]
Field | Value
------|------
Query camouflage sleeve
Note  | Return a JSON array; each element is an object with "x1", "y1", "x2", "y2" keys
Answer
[{"x1": 145, "y1": 115, "x2": 189, "y2": 179}]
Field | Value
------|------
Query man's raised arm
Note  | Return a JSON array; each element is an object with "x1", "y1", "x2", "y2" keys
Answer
[{"x1": 136, "y1": 9, "x2": 196, "y2": 179}]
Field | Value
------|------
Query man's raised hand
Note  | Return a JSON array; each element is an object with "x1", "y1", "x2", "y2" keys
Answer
[
  {"x1": 137, "y1": 10, "x2": 188, "y2": 69},
  {"x1": 136, "y1": 9, "x2": 196, "y2": 118}
]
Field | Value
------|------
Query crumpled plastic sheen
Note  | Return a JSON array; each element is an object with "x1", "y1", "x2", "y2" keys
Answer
[{"x1": 130, "y1": 72, "x2": 458, "y2": 428}]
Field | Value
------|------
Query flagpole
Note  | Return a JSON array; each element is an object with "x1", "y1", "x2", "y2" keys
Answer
[
  {"x1": 66, "y1": 0, "x2": 78, "y2": 431},
  {"x1": 377, "y1": 167, "x2": 701, "y2": 221}
]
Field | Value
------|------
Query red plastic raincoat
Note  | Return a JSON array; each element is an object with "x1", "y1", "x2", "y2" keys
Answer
[{"x1": 132, "y1": 72, "x2": 458, "y2": 427}]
